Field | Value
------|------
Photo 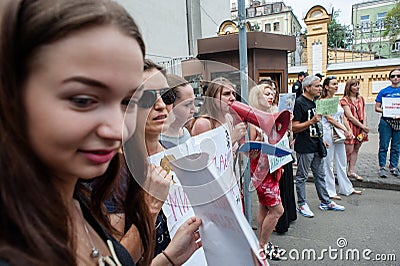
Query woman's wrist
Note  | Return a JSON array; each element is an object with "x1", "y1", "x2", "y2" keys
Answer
[{"x1": 162, "y1": 250, "x2": 175, "y2": 266}]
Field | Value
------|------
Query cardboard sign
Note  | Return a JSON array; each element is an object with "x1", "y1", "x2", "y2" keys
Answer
[{"x1": 316, "y1": 97, "x2": 339, "y2": 115}]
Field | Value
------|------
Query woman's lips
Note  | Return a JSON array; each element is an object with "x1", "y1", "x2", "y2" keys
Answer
[
  {"x1": 153, "y1": 114, "x2": 167, "y2": 121},
  {"x1": 80, "y1": 149, "x2": 116, "y2": 164}
]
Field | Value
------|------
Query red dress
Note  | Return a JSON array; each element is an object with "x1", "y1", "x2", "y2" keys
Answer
[
  {"x1": 340, "y1": 96, "x2": 369, "y2": 145},
  {"x1": 250, "y1": 153, "x2": 282, "y2": 207}
]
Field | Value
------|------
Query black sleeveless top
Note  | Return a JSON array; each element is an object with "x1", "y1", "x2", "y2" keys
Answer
[{"x1": 78, "y1": 196, "x2": 135, "y2": 266}]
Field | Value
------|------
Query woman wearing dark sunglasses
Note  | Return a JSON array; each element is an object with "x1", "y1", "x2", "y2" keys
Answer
[
  {"x1": 110, "y1": 59, "x2": 202, "y2": 266},
  {"x1": 375, "y1": 68, "x2": 400, "y2": 178}
]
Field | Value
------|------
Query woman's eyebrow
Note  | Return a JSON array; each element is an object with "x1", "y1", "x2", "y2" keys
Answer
[{"x1": 62, "y1": 76, "x2": 109, "y2": 90}]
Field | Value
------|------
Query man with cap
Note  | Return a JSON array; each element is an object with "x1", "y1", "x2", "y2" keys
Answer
[
  {"x1": 292, "y1": 71, "x2": 307, "y2": 98},
  {"x1": 315, "y1": 73, "x2": 324, "y2": 80}
]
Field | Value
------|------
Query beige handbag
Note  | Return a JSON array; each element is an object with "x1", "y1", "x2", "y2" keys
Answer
[{"x1": 332, "y1": 127, "x2": 346, "y2": 143}]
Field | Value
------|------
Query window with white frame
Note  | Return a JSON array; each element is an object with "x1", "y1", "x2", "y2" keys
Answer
[
  {"x1": 360, "y1": 15, "x2": 370, "y2": 32},
  {"x1": 393, "y1": 41, "x2": 400, "y2": 52},
  {"x1": 273, "y1": 22, "x2": 280, "y2": 31},
  {"x1": 247, "y1": 7, "x2": 255, "y2": 17},
  {"x1": 264, "y1": 5, "x2": 271, "y2": 14},
  {"x1": 265, "y1": 23, "x2": 271, "y2": 32},
  {"x1": 376, "y1": 12, "x2": 386, "y2": 29}
]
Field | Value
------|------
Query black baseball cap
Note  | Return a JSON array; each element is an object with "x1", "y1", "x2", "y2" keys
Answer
[
  {"x1": 298, "y1": 71, "x2": 308, "y2": 77},
  {"x1": 315, "y1": 73, "x2": 324, "y2": 79}
]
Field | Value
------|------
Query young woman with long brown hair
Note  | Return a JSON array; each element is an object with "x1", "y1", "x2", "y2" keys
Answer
[{"x1": 340, "y1": 78, "x2": 370, "y2": 182}]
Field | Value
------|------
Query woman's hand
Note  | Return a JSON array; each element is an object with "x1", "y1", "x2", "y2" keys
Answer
[
  {"x1": 232, "y1": 122, "x2": 247, "y2": 143},
  {"x1": 248, "y1": 149, "x2": 261, "y2": 159},
  {"x1": 144, "y1": 164, "x2": 172, "y2": 221},
  {"x1": 344, "y1": 130, "x2": 354, "y2": 140},
  {"x1": 163, "y1": 217, "x2": 202, "y2": 265},
  {"x1": 362, "y1": 125, "x2": 370, "y2": 133}
]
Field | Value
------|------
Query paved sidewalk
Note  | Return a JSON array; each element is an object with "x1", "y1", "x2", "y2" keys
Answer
[{"x1": 297, "y1": 133, "x2": 400, "y2": 191}]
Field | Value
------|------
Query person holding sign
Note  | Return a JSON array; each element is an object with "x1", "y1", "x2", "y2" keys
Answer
[
  {"x1": 320, "y1": 77, "x2": 361, "y2": 199},
  {"x1": 292, "y1": 76, "x2": 345, "y2": 218},
  {"x1": 248, "y1": 84, "x2": 284, "y2": 260},
  {"x1": 110, "y1": 60, "x2": 203, "y2": 265},
  {"x1": 375, "y1": 68, "x2": 400, "y2": 178},
  {"x1": 340, "y1": 79, "x2": 369, "y2": 182}
]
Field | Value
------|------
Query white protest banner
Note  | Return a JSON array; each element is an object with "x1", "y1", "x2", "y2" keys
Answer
[
  {"x1": 278, "y1": 93, "x2": 296, "y2": 112},
  {"x1": 382, "y1": 97, "x2": 400, "y2": 118},
  {"x1": 148, "y1": 124, "x2": 243, "y2": 266},
  {"x1": 171, "y1": 153, "x2": 267, "y2": 266},
  {"x1": 267, "y1": 135, "x2": 293, "y2": 173}
]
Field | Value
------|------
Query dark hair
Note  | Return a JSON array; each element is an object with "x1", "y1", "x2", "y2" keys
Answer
[
  {"x1": 298, "y1": 71, "x2": 307, "y2": 78},
  {"x1": 389, "y1": 68, "x2": 400, "y2": 77},
  {"x1": 144, "y1": 59, "x2": 166, "y2": 76},
  {"x1": 344, "y1": 78, "x2": 360, "y2": 98},
  {"x1": 0, "y1": 0, "x2": 149, "y2": 264},
  {"x1": 321, "y1": 76, "x2": 337, "y2": 98}
]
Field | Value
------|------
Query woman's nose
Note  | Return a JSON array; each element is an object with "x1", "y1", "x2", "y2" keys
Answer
[
  {"x1": 154, "y1": 94, "x2": 166, "y2": 109},
  {"x1": 97, "y1": 107, "x2": 124, "y2": 141}
]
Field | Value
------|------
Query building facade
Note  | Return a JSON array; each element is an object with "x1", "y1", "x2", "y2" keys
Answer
[
  {"x1": 230, "y1": 0, "x2": 301, "y2": 35},
  {"x1": 351, "y1": 0, "x2": 399, "y2": 59},
  {"x1": 230, "y1": 0, "x2": 302, "y2": 65},
  {"x1": 116, "y1": 0, "x2": 231, "y2": 63}
]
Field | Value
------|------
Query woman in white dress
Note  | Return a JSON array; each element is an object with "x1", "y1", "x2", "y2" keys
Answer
[{"x1": 320, "y1": 77, "x2": 362, "y2": 199}]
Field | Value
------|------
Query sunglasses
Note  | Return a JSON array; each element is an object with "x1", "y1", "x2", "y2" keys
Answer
[
  {"x1": 326, "y1": 76, "x2": 337, "y2": 79},
  {"x1": 134, "y1": 88, "x2": 176, "y2": 108},
  {"x1": 390, "y1": 74, "x2": 400, "y2": 79}
]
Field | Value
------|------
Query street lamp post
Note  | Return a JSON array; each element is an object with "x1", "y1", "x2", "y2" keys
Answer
[{"x1": 238, "y1": 0, "x2": 251, "y2": 223}]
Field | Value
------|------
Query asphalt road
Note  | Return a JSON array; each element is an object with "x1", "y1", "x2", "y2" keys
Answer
[{"x1": 252, "y1": 183, "x2": 400, "y2": 266}]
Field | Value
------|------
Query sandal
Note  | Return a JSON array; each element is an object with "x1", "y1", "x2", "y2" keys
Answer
[
  {"x1": 261, "y1": 242, "x2": 282, "y2": 261},
  {"x1": 348, "y1": 173, "x2": 363, "y2": 182},
  {"x1": 351, "y1": 190, "x2": 362, "y2": 195}
]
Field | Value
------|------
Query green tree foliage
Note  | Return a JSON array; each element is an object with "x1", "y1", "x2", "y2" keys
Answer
[
  {"x1": 328, "y1": 10, "x2": 353, "y2": 49},
  {"x1": 383, "y1": 2, "x2": 400, "y2": 38}
]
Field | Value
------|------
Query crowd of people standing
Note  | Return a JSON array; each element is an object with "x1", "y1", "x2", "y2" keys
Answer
[{"x1": 0, "y1": 0, "x2": 398, "y2": 264}]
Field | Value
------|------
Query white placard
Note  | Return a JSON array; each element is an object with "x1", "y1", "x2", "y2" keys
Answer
[
  {"x1": 148, "y1": 125, "x2": 244, "y2": 266},
  {"x1": 171, "y1": 153, "x2": 266, "y2": 266},
  {"x1": 267, "y1": 135, "x2": 293, "y2": 173},
  {"x1": 382, "y1": 97, "x2": 400, "y2": 118}
]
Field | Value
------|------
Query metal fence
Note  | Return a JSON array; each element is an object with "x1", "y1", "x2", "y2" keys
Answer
[{"x1": 288, "y1": 20, "x2": 400, "y2": 66}]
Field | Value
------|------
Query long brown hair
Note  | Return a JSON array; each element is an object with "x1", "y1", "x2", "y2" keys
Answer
[
  {"x1": 0, "y1": 0, "x2": 150, "y2": 264},
  {"x1": 197, "y1": 77, "x2": 235, "y2": 128},
  {"x1": 344, "y1": 78, "x2": 360, "y2": 98}
]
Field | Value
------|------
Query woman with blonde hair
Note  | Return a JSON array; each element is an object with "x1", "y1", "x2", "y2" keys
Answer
[
  {"x1": 340, "y1": 78, "x2": 369, "y2": 182},
  {"x1": 248, "y1": 84, "x2": 284, "y2": 260}
]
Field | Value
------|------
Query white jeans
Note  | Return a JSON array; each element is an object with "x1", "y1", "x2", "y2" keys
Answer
[{"x1": 324, "y1": 131, "x2": 355, "y2": 196}]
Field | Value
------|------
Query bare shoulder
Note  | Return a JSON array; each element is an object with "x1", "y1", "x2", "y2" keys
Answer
[{"x1": 191, "y1": 117, "x2": 212, "y2": 136}]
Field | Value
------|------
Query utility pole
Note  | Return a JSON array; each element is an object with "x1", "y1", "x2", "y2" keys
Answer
[{"x1": 238, "y1": 0, "x2": 251, "y2": 223}]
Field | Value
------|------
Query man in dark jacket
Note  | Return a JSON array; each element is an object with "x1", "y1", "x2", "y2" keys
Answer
[{"x1": 292, "y1": 71, "x2": 307, "y2": 98}]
